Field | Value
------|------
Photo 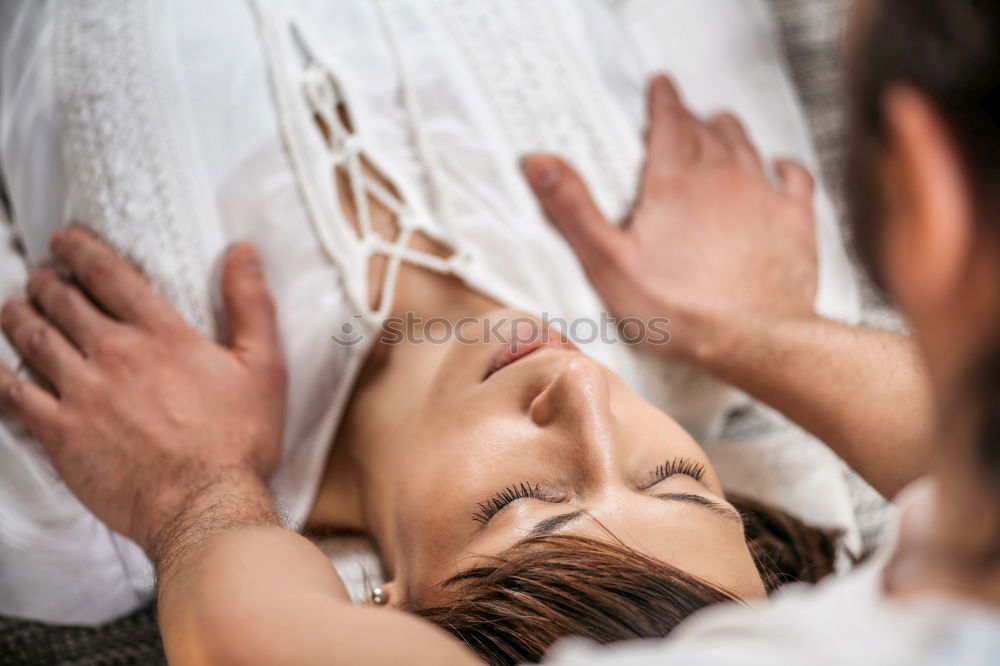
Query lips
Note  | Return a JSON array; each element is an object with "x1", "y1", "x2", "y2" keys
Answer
[{"x1": 484, "y1": 327, "x2": 577, "y2": 380}]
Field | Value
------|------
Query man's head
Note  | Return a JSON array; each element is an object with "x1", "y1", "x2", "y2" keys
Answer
[{"x1": 846, "y1": 0, "x2": 1000, "y2": 483}]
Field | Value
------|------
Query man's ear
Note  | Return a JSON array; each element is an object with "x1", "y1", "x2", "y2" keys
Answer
[{"x1": 880, "y1": 86, "x2": 976, "y2": 317}]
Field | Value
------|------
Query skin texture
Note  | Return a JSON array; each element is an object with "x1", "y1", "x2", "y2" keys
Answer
[
  {"x1": 522, "y1": 77, "x2": 819, "y2": 361},
  {"x1": 320, "y1": 308, "x2": 763, "y2": 606},
  {"x1": 0, "y1": 235, "x2": 286, "y2": 562},
  {"x1": 826, "y1": 0, "x2": 1000, "y2": 605},
  {"x1": 304, "y1": 76, "x2": 781, "y2": 608},
  {"x1": 520, "y1": 79, "x2": 932, "y2": 499},
  {"x1": 860, "y1": 81, "x2": 1000, "y2": 602},
  {"x1": 0, "y1": 70, "x2": 936, "y2": 664}
]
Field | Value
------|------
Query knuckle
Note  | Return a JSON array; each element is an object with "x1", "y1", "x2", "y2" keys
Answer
[
  {"x1": 267, "y1": 356, "x2": 288, "y2": 389},
  {"x1": 713, "y1": 163, "x2": 746, "y2": 190},
  {"x1": 92, "y1": 333, "x2": 127, "y2": 361},
  {"x1": 0, "y1": 378, "x2": 23, "y2": 409},
  {"x1": 49, "y1": 284, "x2": 75, "y2": 313},
  {"x1": 25, "y1": 325, "x2": 51, "y2": 356},
  {"x1": 48, "y1": 423, "x2": 71, "y2": 454},
  {"x1": 25, "y1": 271, "x2": 48, "y2": 299},
  {"x1": 82, "y1": 256, "x2": 115, "y2": 285},
  {"x1": 0, "y1": 303, "x2": 19, "y2": 331},
  {"x1": 61, "y1": 227, "x2": 85, "y2": 252}
]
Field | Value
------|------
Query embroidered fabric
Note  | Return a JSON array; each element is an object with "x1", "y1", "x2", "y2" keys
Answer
[
  {"x1": 53, "y1": 0, "x2": 223, "y2": 336},
  {"x1": 430, "y1": 0, "x2": 640, "y2": 222},
  {"x1": 252, "y1": 0, "x2": 477, "y2": 324},
  {"x1": 0, "y1": 0, "x2": 865, "y2": 625}
]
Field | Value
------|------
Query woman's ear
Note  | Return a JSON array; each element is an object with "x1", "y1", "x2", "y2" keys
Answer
[
  {"x1": 367, "y1": 580, "x2": 407, "y2": 610},
  {"x1": 879, "y1": 86, "x2": 976, "y2": 319}
]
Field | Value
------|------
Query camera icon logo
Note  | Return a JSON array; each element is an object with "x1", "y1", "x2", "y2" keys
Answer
[{"x1": 331, "y1": 314, "x2": 367, "y2": 347}]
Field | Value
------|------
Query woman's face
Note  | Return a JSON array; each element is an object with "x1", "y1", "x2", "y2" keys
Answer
[{"x1": 376, "y1": 310, "x2": 765, "y2": 606}]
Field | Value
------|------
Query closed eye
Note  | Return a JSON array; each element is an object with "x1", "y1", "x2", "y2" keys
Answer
[
  {"x1": 642, "y1": 457, "x2": 707, "y2": 490},
  {"x1": 473, "y1": 482, "x2": 546, "y2": 524}
]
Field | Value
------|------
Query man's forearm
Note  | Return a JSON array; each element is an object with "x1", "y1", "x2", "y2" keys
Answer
[
  {"x1": 690, "y1": 313, "x2": 933, "y2": 498},
  {"x1": 154, "y1": 482, "x2": 478, "y2": 666},
  {"x1": 149, "y1": 469, "x2": 281, "y2": 589},
  {"x1": 150, "y1": 475, "x2": 344, "y2": 665},
  {"x1": 157, "y1": 523, "x2": 350, "y2": 666}
]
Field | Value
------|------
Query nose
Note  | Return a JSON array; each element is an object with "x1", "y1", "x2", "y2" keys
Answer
[{"x1": 529, "y1": 356, "x2": 614, "y2": 440}]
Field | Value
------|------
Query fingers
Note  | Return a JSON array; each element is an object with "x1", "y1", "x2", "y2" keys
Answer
[
  {"x1": 26, "y1": 268, "x2": 114, "y2": 353},
  {"x1": 710, "y1": 112, "x2": 765, "y2": 174},
  {"x1": 522, "y1": 154, "x2": 627, "y2": 273},
  {"x1": 645, "y1": 75, "x2": 769, "y2": 179},
  {"x1": 1, "y1": 299, "x2": 85, "y2": 391},
  {"x1": 0, "y1": 362, "x2": 62, "y2": 444},
  {"x1": 774, "y1": 159, "x2": 816, "y2": 205},
  {"x1": 644, "y1": 75, "x2": 701, "y2": 176},
  {"x1": 48, "y1": 226, "x2": 176, "y2": 328},
  {"x1": 222, "y1": 244, "x2": 282, "y2": 373}
]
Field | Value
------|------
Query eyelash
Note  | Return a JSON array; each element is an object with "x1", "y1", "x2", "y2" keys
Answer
[
  {"x1": 472, "y1": 458, "x2": 706, "y2": 525},
  {"x1": 473, "y1": 482, "x2": 543, "y2": 524},
  {"x1": 651, "y1": 457, "x2": 706, "y2": 485}
]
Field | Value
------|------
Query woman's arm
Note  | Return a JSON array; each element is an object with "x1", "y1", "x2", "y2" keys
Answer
[
  {"x1": 522, "y1": 76, "x2": 932, "y2": 499},
  {"x1": 0, "y1": 228, "x2": 477, "y2": 666}
]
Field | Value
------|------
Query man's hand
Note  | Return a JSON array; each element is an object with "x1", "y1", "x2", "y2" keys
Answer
[
  {"x1": 523, "y1": 75, "x2": 818, "y2": 361},
  {"x1": 0, "y1": 227, "x2": 287, "y2": 562},
  {"x1": 523, "y1": 75, "x2": 932, "y2": 498}
]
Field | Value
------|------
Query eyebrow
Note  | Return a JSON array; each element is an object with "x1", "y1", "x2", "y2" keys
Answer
[
  {"x1": 653, "y1": 492, "x2": 744, "y2": 526},
  {"x1": 524, "y1": 493, "x2": 742, "y2": 539},
  {"x1": 527, "y1": 511, "x2": 585, "y2": 538}
]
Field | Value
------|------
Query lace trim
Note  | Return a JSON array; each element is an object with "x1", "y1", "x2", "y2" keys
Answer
[
  {"x1": 250, "y1": 0, "x2": 480, "y2": 323},
  {"x1": 53, "y1": 0, "x2": 217, "y2": 334},
  {"x1": 430, "y1": 0, "x2": 635, "y2": 218}
]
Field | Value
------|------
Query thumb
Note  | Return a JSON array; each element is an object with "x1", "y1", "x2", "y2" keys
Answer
[
  {"x1": 522, "y1": 154, "x2": 626, "y2": 274},
  {"x1": 222, "y1": 244, "x2": 282, "y2": 370}
]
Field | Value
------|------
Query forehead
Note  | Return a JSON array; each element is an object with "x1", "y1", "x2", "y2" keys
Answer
[{"x1": 419, "y1": 496, "x2": 761, "y2": 603}]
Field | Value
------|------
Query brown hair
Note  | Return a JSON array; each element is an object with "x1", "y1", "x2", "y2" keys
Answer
[
  {"x1": 846, "y1": 1, "x2": 1000, "y2": 485},
  {"x1": 413, "y1": 498, "x2": 837, "y2": 666},
  {"x1": 846, "y1": 0, "x2": 1000, "y2": 287}
]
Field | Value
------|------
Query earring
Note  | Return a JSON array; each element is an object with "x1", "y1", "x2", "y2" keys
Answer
[{"x1": 371, "y1": 586, "x2": 388, "y2": 605}]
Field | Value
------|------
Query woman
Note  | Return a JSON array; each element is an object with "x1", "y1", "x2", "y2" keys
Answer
[{"x1": 0, "y1": 0, "x2": 923, "y2": 664}]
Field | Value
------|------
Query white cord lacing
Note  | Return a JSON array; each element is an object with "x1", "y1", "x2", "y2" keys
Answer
[{"x1": 252, "y1": 0, "x2": 468, "y2": 321}]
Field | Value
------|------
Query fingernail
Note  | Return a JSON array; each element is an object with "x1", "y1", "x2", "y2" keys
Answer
[
  {"x1": 524, "y1": 158, "x2": 561, "y2": 193},
  {"x1": 236, "y1": 244, "x2": 261, "y2": 274},
  {"x1": 49, "y1": 229, "x2": 64, "y2": 252},
  {"x1": 1, "y1": 299, "x2": 23, "y2": 323}
]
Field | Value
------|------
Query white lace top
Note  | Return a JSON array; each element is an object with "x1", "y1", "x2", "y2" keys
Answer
[{"x1": 0, "y1": 0, "x2": 860, "y2": 624}]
